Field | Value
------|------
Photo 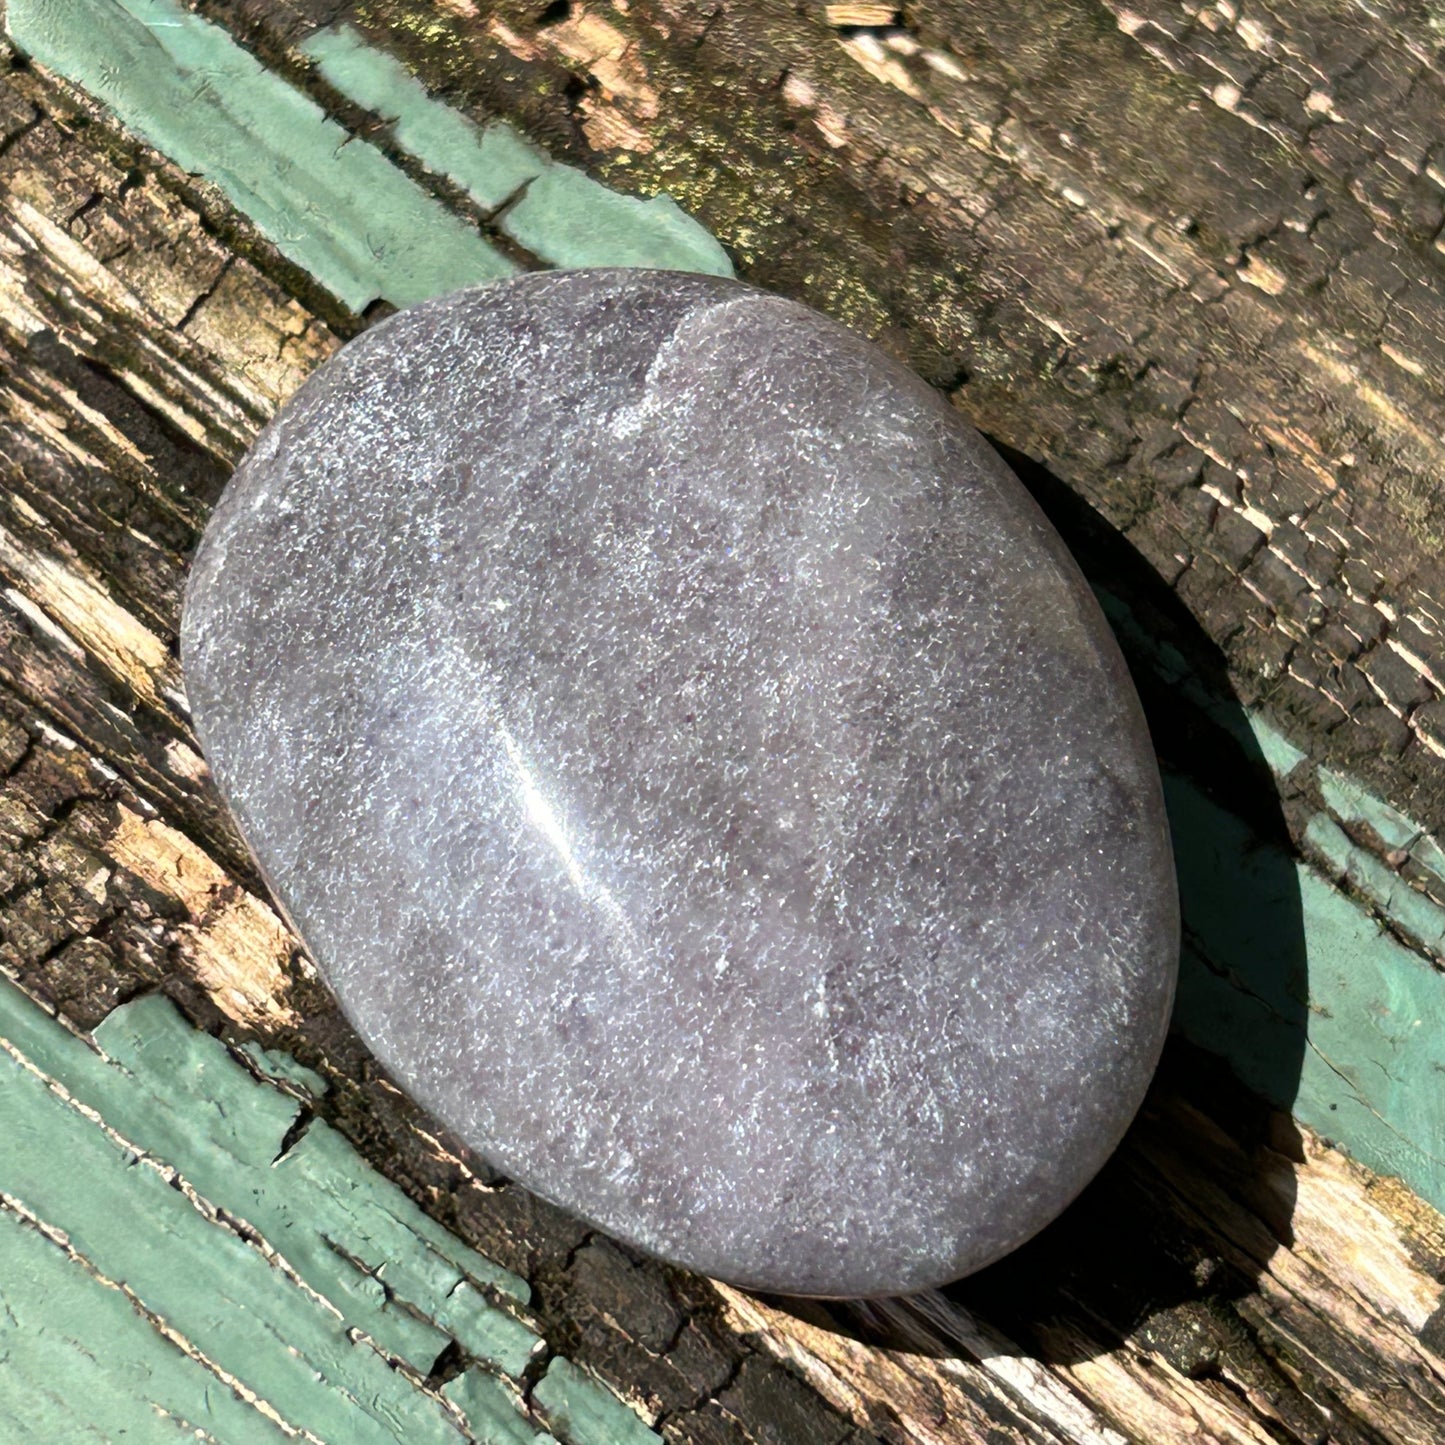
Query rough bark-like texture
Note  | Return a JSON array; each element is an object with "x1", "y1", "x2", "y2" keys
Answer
[{"x1": 1, "y1": 5, "x2": 1444, "y2": 1443}]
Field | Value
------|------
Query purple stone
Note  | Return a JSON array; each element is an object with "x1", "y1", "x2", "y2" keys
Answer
[{"x1": 182, "y1": 269, "x2": 1178, "y2": 1297}]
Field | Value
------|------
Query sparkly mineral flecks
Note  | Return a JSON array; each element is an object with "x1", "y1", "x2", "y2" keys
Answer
[{"x1": 181, "y1": 269, "x2": 1179, "y2": 1297}]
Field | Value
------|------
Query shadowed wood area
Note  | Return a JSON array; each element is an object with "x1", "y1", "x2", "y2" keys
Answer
[{"x1": 1, "y1": 1, "x2": 1444, "y2": 1441}]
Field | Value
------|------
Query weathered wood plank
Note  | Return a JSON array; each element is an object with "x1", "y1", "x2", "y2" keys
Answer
[
  {"x1": 0, "y1": 3, "x2": 1443, "y2": 1442},
  {"x1": 0, "y1": 974, "x2": 690, "y2": 1444}
]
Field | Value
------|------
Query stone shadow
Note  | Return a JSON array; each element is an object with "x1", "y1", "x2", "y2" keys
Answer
[{"x1": 766, "y1": 443, "x2": 1311, "y2": 1376}]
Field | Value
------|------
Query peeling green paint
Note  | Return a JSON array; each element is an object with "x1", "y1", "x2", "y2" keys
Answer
[
  {"x1": 1290, "y1": 861, "x2": 1444, "y2": 1196},
  {"x1": 3, "y1": 0, "x2": 732, "y2": 317},
  {"x1": 1168, "y1": 777, "x2": 1445, "y2": 1209},
  {"x1": 1276, "y1": 761, "x2": 1445, "y2": 967},
  {"x1": 444, "y1": 1371, "x2": 551, "y2": 1444},
  {"x1": 533, "y1": 1358, "x2": 662, "y2": 1445},
  {"x1": 234, "y1": 1036, "x2": 329, "y2": 1098},
  {"x1": 302, "y1": 26, "x2": 734, "y2": 277},
  {"x1": 301, "y1": 26, "x2": 545, "y2": 212},
  {"x1": 1243, "y1": 713, "x2": 1309, "y2": 780},
  {"x1": 0, "y1": 1203, "x2": 292, "y2": 1443},
  {"x1": 5, "y1": 0, "x2": 517, "y2": 309},
  {"x1": 1319, "y1": 767, "x2": 1422, "y2": 852},
  {"x1": 503, "y1": 165, "x2": 736, "y2": 274},
  {"x1": 0, "y1": 980, "x2": 562, "y2": 1444},
  {"x1": 1305, "y1": 814, "x2": 1445, "y2": 961},
  {"x1": 94, "y1": 993, "x2": 538, "y2": 1374},
  {"x1": 0, "y1": 998, "x2": 465, "y2": 1441},
  {"x1": 1317, "y1": 765, "x2": 1445, "y2": 922},
  {"x1": 1096, "y1": 580, "x2": 1445, "y2": 1209}
]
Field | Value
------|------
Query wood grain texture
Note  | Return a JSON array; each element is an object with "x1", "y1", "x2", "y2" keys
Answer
[{"x1": 0, "y1": 3, "x2": 1443, "y2": 1442}]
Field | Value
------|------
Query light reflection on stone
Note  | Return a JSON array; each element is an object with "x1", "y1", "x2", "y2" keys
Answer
[{"x1": 182, "y1": 269, "x2": 1179, "y2": 1297}]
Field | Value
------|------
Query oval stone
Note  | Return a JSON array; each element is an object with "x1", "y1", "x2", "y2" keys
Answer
[{"x1": 182, "y1": 269, "x2": 1178, "y2": 1298}]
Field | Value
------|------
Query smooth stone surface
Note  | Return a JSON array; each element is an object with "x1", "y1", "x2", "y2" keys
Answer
[{"x1": 182, "y1": 269, "x2": 1179, "y2": 1298}]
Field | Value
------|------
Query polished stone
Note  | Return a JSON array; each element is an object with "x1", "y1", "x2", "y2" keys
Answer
[{"x1": 182, "y1": 269, "x2": 1179, "y2": 1297}]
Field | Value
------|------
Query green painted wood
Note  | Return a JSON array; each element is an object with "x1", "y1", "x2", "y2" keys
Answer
[
  {"x1": 0, "y1": 983, "x2": 475, "y2": 1443},
  {"x1": 1168, "y1": 777, "x2": 1445, "y2": 1206},
  {"x1": 92, "y1": 993, "x2": 538, "y2": 1374},
  {"x1": 5, "y1": 0, "x2": 518, "y2": 309},
  {"x1": 1292, "y1": 861, "x2": 1445, "y2": 1194},
  {"x1": 1314, "y1": 768, "x2": 1445, "y2": 956},
  {"x1": 1307, "y1": 814, "x2": 1445, "y2": 958},
  {"x1": 301, "y1": 26, "x2": 734, "y2": 278},
  {"x1": 0, "y1": 979, "x2": 582, "y2": 1443},
  {"x1": 234, "y1": 1036, "x2": 329, "y2": 1098},
  {"x1": 5, "y1": 0, "x2": 732, "y2": 313},
  {"x1": 0, "y1": 1366, "x2": 114, "y2": 1445},
  {"x1": 1319, "y1": 768, "x2": 1423, "y2": 854},
  {"x1": 0, "y1": 1204, "x2": 292, "y2": 1444},
  {"x1": 1105, "y1": 579, "x2": 1445, "y2": 1210},
  {"x1": 532, "y1": 1358, "x2": 662, "y2": 1445},
  {"x1": 444, "y1": 1372, "x2": 552, "y2": 1445},
  {"x1": 270, "y1": 1125, "x2": 539, "y2": 1373}
]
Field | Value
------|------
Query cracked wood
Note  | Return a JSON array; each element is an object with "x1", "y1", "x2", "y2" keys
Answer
[{"x1": 1, "y1": 6, "x2": 1444, "y2": 1445}]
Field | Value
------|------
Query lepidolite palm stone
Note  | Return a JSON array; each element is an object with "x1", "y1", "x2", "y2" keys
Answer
[{"x1": 182, "y1": 269, "x2": 1178, "y2": 1298}]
